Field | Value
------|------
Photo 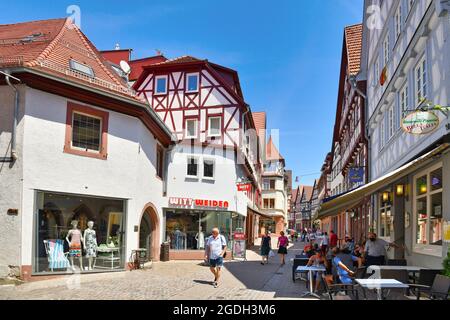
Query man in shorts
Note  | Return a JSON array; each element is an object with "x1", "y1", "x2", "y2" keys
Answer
[{"x1": 205, "y1": 227, "x2": 227, "y2": 288}]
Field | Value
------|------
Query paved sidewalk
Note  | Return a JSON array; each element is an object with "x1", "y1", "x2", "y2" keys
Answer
[{"x1": 0, "y1": 239, "x2": 312, "y2": 300}]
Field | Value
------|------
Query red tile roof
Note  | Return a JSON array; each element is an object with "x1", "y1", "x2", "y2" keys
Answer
[
  {"x1": 153, "y1": 55, "x2": 203, "y2": 66},
  {"x1": 266, "y1": 136, "x2": 284, "y2": 161},
  {"x1": 0, "y1": 18, "x2": 134, "y2": 98},
  {"x1": 129, "y1": 55, "x2": 167, "y2": 81},
  {"x1": 252, "y1": 112, "x2": 266, "y2": 135},
  {"x1": 344, "y1": 24, "x2": 363, "y2": 76}
]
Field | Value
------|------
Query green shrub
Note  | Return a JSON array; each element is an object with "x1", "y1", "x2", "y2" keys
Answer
[{"x1": 443, "y1": 247, "x2": 450, "y2": 277}]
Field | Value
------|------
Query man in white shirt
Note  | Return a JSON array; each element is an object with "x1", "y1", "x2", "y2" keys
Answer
[
  {"x1": 364, "y1": 232, "x2": 400, "y2": 266},
  {"x1": 205, "y1": 228, "x2": 227, "y2": 288}
]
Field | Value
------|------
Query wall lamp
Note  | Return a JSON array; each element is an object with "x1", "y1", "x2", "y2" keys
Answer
[{"x1": 396, "y1": 184, "x2": 405, "y2": 197}]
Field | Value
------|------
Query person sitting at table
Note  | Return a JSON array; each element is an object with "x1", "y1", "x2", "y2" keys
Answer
[
  {"x1": 303, "y1": 240, "x2": 314, "y2": 257},
  {"x1": 307, "y1": 249, "x2": 328, "y2": 293},
  {"x1": 331, "y1": 247, "x2": 359, "y2": 285}
]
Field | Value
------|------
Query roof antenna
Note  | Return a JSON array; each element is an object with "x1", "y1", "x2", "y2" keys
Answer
[{"x1": 115, "y1": 43, "x2": 120, "y2": 50}]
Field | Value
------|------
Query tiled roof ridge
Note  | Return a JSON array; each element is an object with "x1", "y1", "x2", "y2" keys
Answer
[
  {"x1": 26, "y1": 18, "x2": 68, "y2": 67},
  {"x1": 153, "y1": 55, "x2": 203, "y2": 66}
]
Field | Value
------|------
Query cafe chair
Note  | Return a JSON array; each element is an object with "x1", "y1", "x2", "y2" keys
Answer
[
  {"x1": 407, "y1": 274, "x2": 450, "y2": 300},
  {"x1": 292, "y1": 256, "x2": 309, "y2": 282},
  {"x1": 321, "y1": 274, "x2": 359, "y2": 300},
  {"x1": 414, "y1": 269, "x2": 444, "y2": 287},
  {"x1": 44, "y1": 239, "x2": 70, "y2": 272}
]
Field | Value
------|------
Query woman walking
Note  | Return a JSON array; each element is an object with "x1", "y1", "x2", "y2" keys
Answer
[
  {"x1": 277, "y1": 231, "x2": 289, "y2": 265},
  {"x1": 260, "y1": 230, "x2": 271, "y2": 265}
]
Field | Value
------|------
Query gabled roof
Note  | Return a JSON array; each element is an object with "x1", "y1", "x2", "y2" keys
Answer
[
  {"x1": 266, "y1": 136, "x2": 284, "y2": 161},
  {"x1": 291, "y1": 187, "x2": 299, "y2": 203},
  {"x1": 0, "y1": 18, "x2": 134, "y2": 98},
  {"x1": 252, "y1": 112, "x2": 266, "y2": 135},
  {"x1": 344, "y1": 24, "x2": 363, "y2": 76},
  {"x1": 300, "y1": 185, "x2": 313, "y2": 203}
]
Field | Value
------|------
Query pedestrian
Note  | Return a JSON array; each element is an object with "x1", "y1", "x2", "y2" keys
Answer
[
  {"x1": 277, "y1": 231, "x2": 289, "y2": 265},
  {"x1": 320, "y1": 231, "x2": 329, "y2": 254},
  {"x1": 329, "y1": 230, "x2": 338, "y2": 248},
  {"x1": 204, "y1": 227, "x2": 227, "y2": 288},
  {"x1": 260, "y1": 230, "x2": 271, "y2": 265},
  {"x1": 364, "y1": 232, "x2": 401, "y2": 266}
]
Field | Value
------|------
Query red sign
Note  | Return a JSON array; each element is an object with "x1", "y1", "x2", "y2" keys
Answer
[
  {"x1": 233, "y1": 232, "x2": 246, "y2": 240},
  {"x1": 169, "y1": 197, "x2": 229, "y2": 209},
  {"x1": 237, "y1": 183, "x2": 251, "y2": 192}
]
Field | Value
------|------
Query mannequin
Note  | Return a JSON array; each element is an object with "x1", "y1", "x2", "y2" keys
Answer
[
  {"x1": 83, "y1": 221, "x2": 98, "y2": 270},
  {"x1": 195, "y1": 226, "x2": 205, "y2": 249},
  {"x1": 66, "y1": 220, "x2": 83, "y2": 271}
]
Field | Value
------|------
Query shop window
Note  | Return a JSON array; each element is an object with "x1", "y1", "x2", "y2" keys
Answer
[
  {"x1": 414, "y1": 165, "x2": 443, "y2": 251},
  {"x1": 186, "y1": 156, "x2": 199, "y2": 178},
  {"x1": 379, "y1": 191, "x2": 392, "y2": 238},
  {"x1": 35, "y1": 191, "x2": 125, "y2": 274},
  {"x1": 155, "y1": 75, "x2": 168, "y2": 95},
  {"x1": 208, "y1": 116, "x2": 222, "y2": 137},
  {"x1": 64, "y1": 102, "x2": 109, "y2": 160},
  {"x1": 185, "y1": 119, "x2": 198, "y2": 139},
  {"x1": 203, "y1": 158, "x2": 215, "y2": 180},
  {"x1": 186, "y1": 73, "x2": 199, "y2": 92},
  {"x1": 156, "y1": 145, "x2": 164, "y2": 179}
]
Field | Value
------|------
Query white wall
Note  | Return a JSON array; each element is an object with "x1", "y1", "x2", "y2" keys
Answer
[{"x1": 19, "y1": 87, "x2": 167, "y2": 268}]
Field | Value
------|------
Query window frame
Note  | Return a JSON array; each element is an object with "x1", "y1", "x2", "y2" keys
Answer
[
  {"x1": 378, "y1": 190, "x2": 393, "y2": 239},
  {"x1": 412, "y1": 162, "x2": 443, "y2": 257},
  {"x1": 208, "y1": 116, "x2": 222, "y2": 137},
  {"x1": 64, "y1": 102, "x2": 109, "y2": 160},
  {"x1": 202, "y1": 158, "x2": 215, "y2": 180},
  {"x1": 186, "y1": 156, "x2": 200, "y2": 179},
  {"x1": 383, "y1": 33, "x2": 390, "y2": 66},
  {"x1": 185, "y1": 118, "x2": 198, "y2": 139},
  {"x1": 155, "y1": 75, "x2": 168, "y2": 95},
  {"x1": 415, "y1": 54, "x2": 428, "y2": 107},
  {"x1": 186, "y1": 72, "x2": 199, "y2": 93}
]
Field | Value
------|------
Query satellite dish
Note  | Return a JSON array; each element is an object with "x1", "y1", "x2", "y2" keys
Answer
[{"x1": 119, "y1": 60, "x2": 131, "y2": 75}]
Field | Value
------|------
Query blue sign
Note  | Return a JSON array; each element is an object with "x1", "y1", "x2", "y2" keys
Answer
[{"x1": 348, "y1": 168, "x2": 364, "y2": 183}]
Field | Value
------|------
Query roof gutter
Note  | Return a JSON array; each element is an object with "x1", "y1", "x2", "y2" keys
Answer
[
  {"x1": 0, "y1": 70, "x2": 21, "y2": 162},
  {"x1": 3, "y1": 67, "x2": 177, "y2": 143}
]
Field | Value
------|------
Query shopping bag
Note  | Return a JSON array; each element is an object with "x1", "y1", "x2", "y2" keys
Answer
[{"x1": 269, "y1": 250, "x2": 275, "y2": 258}]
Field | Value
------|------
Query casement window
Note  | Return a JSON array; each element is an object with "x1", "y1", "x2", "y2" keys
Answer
[
  {"x1": 415, "y1": 54, "x2": 428, "y2": 106},
  {"x1": 388, "y1": 105, "x2": 395, "y2": 139},
  {"x1": 208, "y1": 116, "x2": 222, "y2": 137},
  {"x1": 155, "y1": 75, "x2": 168, "y2": 95},
  {"x1": 383, "y1": 34, "x2": 390, "y2": 66},
  {"x1": 379, "y1": 115, "x2": 386, "y2": 149},
  {"x1": 395, "y1": 4, "x2": 402, "y2": 40},
  {"x1": 203, "y1": 158, "x2": 215, "y2": 179},
  {"x1": 64, "y1": 102, "x2": 109, "y2": 160},
  {"x1": 413, "y1": 164, "x2": 443, "y2": 256},
  {"x1": 156, "y1": 145, "x2": 164, "y2": 179},
  {"x1": 269, "y1": 199, "x2": 275, "y2": 209},
  {"x1": 264, "y1": 179, "x2": 276, "y2": 190},
  {"x1": 379, "y1": 190, "x2": 392, "y2": 238},
  {"x1": 186, "y1": 73, "x2": 199, "y2": 93},
  {"x1": 186, "y1": 156, "x2": 199, "y2": 178},
  {"x1": 400, "y1": 83, "x2": 409, "y2": 116},
  {"x1": 185, "y1": 119, "x2": 198, "y2": 139}
]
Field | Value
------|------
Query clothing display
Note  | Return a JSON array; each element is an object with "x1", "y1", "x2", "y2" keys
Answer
[
  {"x1": 173, "y1": 230, "x2": 186, "y2": 250},
  {"x1": 84, "y1": 228, "x2": 98, "y2": 258},
  {"x1": 68, "y1": 229, "x2": 82, "y2": 257},
  {"x1": 195, "y1": 231, "x2": 205, "y2": 249}
]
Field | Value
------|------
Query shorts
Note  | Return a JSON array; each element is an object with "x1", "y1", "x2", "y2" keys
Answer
[{"x1": 209, "y1": 257, "x2": 224, "y2": 267}]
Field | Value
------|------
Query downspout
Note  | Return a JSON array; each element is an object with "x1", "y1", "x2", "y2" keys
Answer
[{"x1": 2, "y1": 70, "x2": 21, "y2": 161}]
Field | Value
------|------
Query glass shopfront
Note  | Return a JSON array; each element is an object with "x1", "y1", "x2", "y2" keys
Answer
[
  {"x1": 164, "y1": 209, "x2": 244, "y2": 250},
  {"x1": 34, "y1": 191, "x2": 126, "y2": 274}
]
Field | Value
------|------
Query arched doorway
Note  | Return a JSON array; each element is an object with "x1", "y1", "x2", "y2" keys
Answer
[{"x1": 139, "y1": 203, "x2": 160, "y2": 261}]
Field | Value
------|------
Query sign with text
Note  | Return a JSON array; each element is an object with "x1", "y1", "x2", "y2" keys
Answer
[
  {"x1": 401, "y1": 111, "x2": 440, "y2": 135},
  {"x1": 237, "y1": 183, "x2": 251, "y2": 192},
  {"x1": 169, "y1": 197, "x2": 229, "y2": 209},
  {"x1": 348, "y1": 167, "x2": 364, "y2": 183}
]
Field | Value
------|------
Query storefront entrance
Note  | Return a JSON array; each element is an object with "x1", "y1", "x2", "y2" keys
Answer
[{"x1": 139, "y1": 203, "x2": 160, "y2": 261}]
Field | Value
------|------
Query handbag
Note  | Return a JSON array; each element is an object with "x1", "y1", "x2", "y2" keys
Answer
[{"x1": 269, "y1": 250, "x2": 275, "y2": 258}]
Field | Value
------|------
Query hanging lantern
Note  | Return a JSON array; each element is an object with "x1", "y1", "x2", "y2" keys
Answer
[{"x1": 380, "y1": 66, "x2": 388, "y2": 86}]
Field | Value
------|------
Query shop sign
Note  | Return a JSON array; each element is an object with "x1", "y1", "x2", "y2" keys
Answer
[
  {"x1": 348, "y1": 167, "x2": 364, "y2": 183},
  {"x1": 233, "y1": 232, "x2": 246, "y2": 240},
  {"x1": 401, "y1": 111, "x2": 440, "y2": 135},
  {"x1": 237, "y1": 183, "x2": 251, "y2": 192},
  {"x1": 169, "y1": 197, "x2": 229, "y2": 209}
]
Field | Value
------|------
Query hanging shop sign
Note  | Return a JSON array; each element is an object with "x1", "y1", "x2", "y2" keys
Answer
[
  {"x1": 237, "y1": 183, "x2": 251, "y2": 192},
  {"x1": 401, "y1": 111, "x2": 440, "y2": 135},
  {"x1": 348, "y1": 167, "x2": 364, "y2": 183},
  {"x1": 169, "y1": 197, "x2": 229, "y2": 209}
]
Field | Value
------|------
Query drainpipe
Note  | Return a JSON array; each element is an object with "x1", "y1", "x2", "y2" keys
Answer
[{"x1": 2, "y1": 70, "x2": 21, "y2": 161}]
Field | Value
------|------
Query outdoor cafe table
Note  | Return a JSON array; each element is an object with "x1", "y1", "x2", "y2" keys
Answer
[
  {"x1": 355, "y1": 279, "x2": 409, "y2": 300},
  {"x1": 296, "y1": 265, "x2": 326, "y2": 299},
  {"x1": 367, "y1": 265, "x2": 427, "y2": 283}
]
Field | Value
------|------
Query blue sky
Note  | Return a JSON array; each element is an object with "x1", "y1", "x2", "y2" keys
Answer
[{"x1": 2, "y1": 0, "x2": 363, "y2": 187}]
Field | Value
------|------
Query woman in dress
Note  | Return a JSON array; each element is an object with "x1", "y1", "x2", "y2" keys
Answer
[
  {"x1": 277, "y1": 231, "x2": 289, "y2": 266},
  {"x1": 260, "y1": 230, "x2": 271, "y2": 265}
]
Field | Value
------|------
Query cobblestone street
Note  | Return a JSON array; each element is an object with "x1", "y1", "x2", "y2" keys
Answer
[{"x1": 0, "y1": 240, "x2": 311, "y2": 300}]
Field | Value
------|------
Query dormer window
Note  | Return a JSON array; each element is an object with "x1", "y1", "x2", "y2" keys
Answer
[
  {"x1": 69, "y1": 59, "x2": 94, "y2": 78},
  {"x1": 186, "y1": 73, "x2": 199, "y2": 92},
  {"x1": 155, "y1": 75, "x2": 168, "y2": 95}
]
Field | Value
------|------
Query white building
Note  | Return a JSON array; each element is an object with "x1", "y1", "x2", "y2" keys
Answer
[{"x1": 0, "y1": 18, "x2": 174, "y2": 279}]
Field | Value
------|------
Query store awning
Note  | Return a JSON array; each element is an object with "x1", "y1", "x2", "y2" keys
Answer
[
  {"x1": 247, "y1": 206, "x2": 273, "y2": 219},
  {"x1": 318, "y1": 143, "x2": 449, "y2": 219}
]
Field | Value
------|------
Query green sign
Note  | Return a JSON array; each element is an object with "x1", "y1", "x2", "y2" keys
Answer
[{"x1": 401, "y1": 111, "x2": 440, "y2": 135}]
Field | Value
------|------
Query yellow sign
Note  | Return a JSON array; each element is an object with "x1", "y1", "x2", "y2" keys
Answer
[{"x1": 444, "y1": 221, "x2": 450, "y2": 243}]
